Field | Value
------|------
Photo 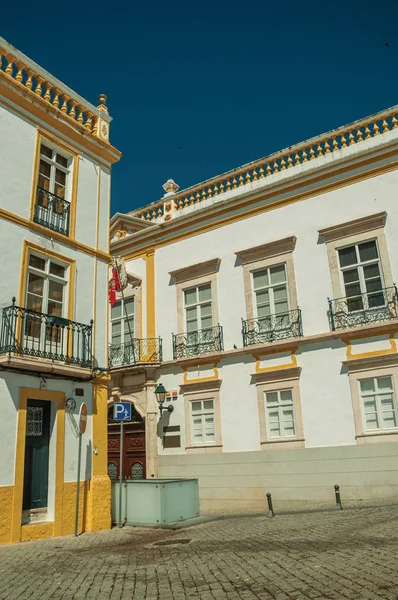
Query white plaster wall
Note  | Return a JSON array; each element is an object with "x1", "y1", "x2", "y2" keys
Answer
[
  {"x1": 124, "y1": 257, "x2": 147, "y2": 337},
  {"x1": 73, "y1": 156, "x2": 98, "y2": 249},
  {"x1": 98, "y1": 167, "x2": 111, "y2": 253},
  {"x1": 94, "y1": 260, "x2": 109, "y2": 368},
  {"x1": 0, "y1": 372, "x2": 93, "y2": 490},
  {"x1": 298, "y1": 342, "x2": 356, "y2": 447},
  {"x1": 0, "y1": 105, "x2": 36, "y2": 221},
  {"x1": 155, "y1": 168, "x2": 398, "y2": 360}
]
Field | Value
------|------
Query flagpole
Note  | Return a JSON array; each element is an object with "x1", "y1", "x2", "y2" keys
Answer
[{"x1": 112, "y1": 259, "x2": 136, "y2": 364}]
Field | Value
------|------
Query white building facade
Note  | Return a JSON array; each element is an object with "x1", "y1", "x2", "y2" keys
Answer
[
  {"x1": 109, "y1": 106, "x2": 398, "y2": 511},
  {"x1": 0, "y1": 38, "x2": 121, "y2": 543}
]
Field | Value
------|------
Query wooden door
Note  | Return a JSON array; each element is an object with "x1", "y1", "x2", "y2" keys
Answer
[
  {"x1": 107, "y1": 406, "x2": 146, "y2": 480},
  {"x1": 23, "y1": 400, "x2": 51, "y2": 510}
]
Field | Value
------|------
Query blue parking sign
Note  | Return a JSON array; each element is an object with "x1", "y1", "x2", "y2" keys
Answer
[{"x1": 113, "y1": 402, "x2": 132, "y2": 421}]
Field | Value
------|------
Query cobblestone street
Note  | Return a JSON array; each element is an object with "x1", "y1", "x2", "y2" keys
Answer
[{"x1": 1, "y1": 503, "x2": 398, "y2": 600}]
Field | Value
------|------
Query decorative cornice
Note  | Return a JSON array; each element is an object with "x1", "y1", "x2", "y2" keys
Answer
[
  {"x1": 235, "y1": 236, "x2": 296, "y2": 265},
  {"x1": 342, "y1": 353, "x2": 398, "y2": 372},
  {"x1": 169, "y1": 258, "x2": 221, "y2": 284},
  {"x1": 251, "y1": 366, "x2": 301, "y2": 384},
  {"x1": 179, "y1": 379, "x2": 222, "y2": 394},
  {"x1": 318, "y1": 211, "x2": 387, "y2": 243}
]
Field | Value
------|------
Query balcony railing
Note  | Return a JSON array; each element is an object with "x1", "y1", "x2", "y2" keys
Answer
[
  {"x1": 242, "y1": 309, "x2": 303, "y2": 347},
  {"x1": 0, "y1": 299, "x2": 93, "y2": 367},
  {"x1": 172, "y1": 325, "x2": 224, "y2": 359},
  {"x1": 328, "y1": 286, "x2": 398, "y2": 331},
  {"x1": 33, "y1": 187, "x2": 71, "y2": 236},
  {"x1": 108, "y1": 338, "x2": 163, "y2": 367}
]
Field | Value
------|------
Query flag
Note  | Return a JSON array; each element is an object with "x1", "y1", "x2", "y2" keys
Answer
[{"x1": 109, "y1": 265, "x2": 121, "y2": 307}]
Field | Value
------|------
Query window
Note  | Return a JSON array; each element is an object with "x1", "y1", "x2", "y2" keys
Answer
[
  {"x1": 190, "y1": 399, "x2": 215, "y2": 445},
  {"x1": 265, "y1": 389, "x2": 296, "y2": 439},
  {"x1": 110, "y1": 297, "x2": 134, "y2": 347},
  {"x1": 338, "y1": 240, "x2": 384, "y2": 311},
  {"x1": 38, "y1": 143, "x2": 71, "y2": 200},
  {"x1": 25, "y1": 252, "x2": 68, "y2": 343},
  {"x1": 253, "y1": 264, "x2": 289, "y2": 320},
  {"x1": 360, "y1": 376, "x2": 397, "y2": 431},
  {"x1": 184, "y1": 284, "x2": 212, "y2": 333}
]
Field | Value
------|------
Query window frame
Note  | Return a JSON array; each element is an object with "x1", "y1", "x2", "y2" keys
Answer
[
  {"x1": 25, "y1": 251, "x2": 69, "y2": 319},
  {"x1": 184, "y1": 282, "x2": 213, "y2": 334},
  {"x1": 190, "y1": 398, "x2": 216, "y2": 446},
  {"x1": 182, "y1": 381, "x2": 223, "y2": 453},
  {"x1": 359, "y1": 374, "x2": 398, "y2": 433},
  {"x1": 252, "y1": 262, "x2": 290, "y2": 320},
  {"x1": 110, "y1": 296, "x2": 135, "y2": 347},
  {"x1": 37, "y1": 141, "x2": 73, "y2": 202},
  {"x1": 254, "y1": 367, "x2": 305, "y2": 449},
  {"x1": 264, "y1": 387, "x2": 297, "y2": 440}
]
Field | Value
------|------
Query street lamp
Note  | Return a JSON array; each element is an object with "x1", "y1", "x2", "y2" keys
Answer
[{"x1": 154, "y1": 382, "x2": 174, "y2": 416}]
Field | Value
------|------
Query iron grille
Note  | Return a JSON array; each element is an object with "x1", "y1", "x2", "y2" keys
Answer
[
  {"x1": 172, "y1": 325, "x2": 224, "y2": 359},
  {"x1": 328, "y1": 286, "x2": 398, "y2": 330},
  {"x1": 108, "y1": 338, "x2": 163, "y2": 367},
  {"x1": 0, "y1": 298, "x2": 93, "y2": 367},
  {"x1": 34, "y1": 186, "x2": 71, "y2": 236},
  {"x1": 242, "y1": 309, "x2": 303, "y2": 347}
]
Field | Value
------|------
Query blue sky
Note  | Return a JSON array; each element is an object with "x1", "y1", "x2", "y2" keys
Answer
[{"x1": 2, "y1": 0, "x2": 398, "y2": 215}]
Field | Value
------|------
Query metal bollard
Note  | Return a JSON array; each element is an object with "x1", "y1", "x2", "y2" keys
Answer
[
  {"x1": 334, "y1": 484, "x2": 343, "y2": 511},
  {"x1": 266, "y1": 492, "x2": 274, "y2": 518}
]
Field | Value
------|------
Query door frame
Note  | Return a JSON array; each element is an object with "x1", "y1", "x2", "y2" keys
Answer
[{"x1": 11, "y1": 388, "x2": 65, "y2": 543}]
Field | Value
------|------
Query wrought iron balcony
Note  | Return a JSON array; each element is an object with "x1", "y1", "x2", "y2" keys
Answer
[
  {"x1": 172, "y1": 325, "x2": 224, "y2": 359},
  {"x1": 0, "y1": 299, "x2": 93, "y2": 367},
  {"x1": 328, "y1": 286, "x2": 398, "y2": 331},
  {"x1": 242, "y1": 309, "x2": 303, "y2": 347},
  {"x1": 33, "y1": 186, "x2": 71, "y2": 236},
  {"x1": 108, "y1": 338, "x2": 163, "y2": 368}
]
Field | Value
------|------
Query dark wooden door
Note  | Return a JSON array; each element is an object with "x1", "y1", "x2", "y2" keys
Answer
[
  {"x1": 107, "y1": 406, "x2": 146, "y2": 480},
  {"x1": 23, "y1": 400, "x2": 51, "y2": 510}
]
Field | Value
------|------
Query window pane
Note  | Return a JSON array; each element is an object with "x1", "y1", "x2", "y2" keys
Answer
[
  {"x1": 191, "y1": 401, "x2": 202, "y2": 412},
  {"x1": 48, "y1": 301, "x2": 62, "y2": 317},
  {"x1": 377, "y1": 376, "x2": 393, "y2": 391},
  {"x1": 382, "y1": 412, "x2": 396, "y2": 428},
  {"x1": 200, "y1": 303, "x2": 212, "y2": 318},
  {"x1": 380, "y1": 395, "x2": 394, "y2": 410},
  {"x1": 187, "y1": 320, "x2": 198, "y2": 333},
  {"x1": 55, "y1": 169, "x2": 66, "y2": 186},
  {"x1": 184, "y1": 288, "x2": 197, "y2": 307},
  {"x1": 49, "y1": 262, "x2": 65, "y2": 278},
  {"x1": 124, "y1": 298, "x2": 134, "y2": 316},
  {"x1": 29, "y1": 255, "x2": 46, "y2": 271},
  {"x1": 48, "y1": 280, "x2": 63, "y2": 302},
  {"x1": 256, "y1": 290, "x2": 269, "y2": 306},
  {"x1": 273, "y1": 286, "x2": 287, "y2": 302},
  {"x1": 274, "y1": 301, "x2": 289, "y2": 314},
  {"x1": 201, "y1": 316, "x2": 212, "y2": 330},
  {"x1": 26, "y1": 293, "x2": 43, "y2": 312},
  {"x1": 198, "y1": 284, "x2": 211, "y2": 303},
  {"x1": 339, "y1": 246, "x2": 357, "y2": 268},
  {"x1": 343, "y1": 269, "x2": 359, "y2": 285},
  {"x1": 365, "y1": 279, "x2": 382, "y2": 293},
  {"x1": 360, "y1": 379, "x2": 375, "y2": 393},
  {"x1": 359, "y1": 241, "x2": 378, "y2": 262},
  {"x1": 111, "y1": 301, "x2": 122, "y2": 319},
  {"x1": 38, "y1": 174, "x2": 50, "y2": 191},
  {"x1": 124, "y1": 319, "x2": 134, "y2": 338},
  {"x1": 28, "y1": 273, "x2": 44, "y2": 296},
  {"x1": 56, "y1": 153, "x2": 68, "y2": 168},
  {"x1": 345, "y1": 283, "x2": 361, "y2": 298},
  {"x1": 40, "y1": 144, "x2": 53, "y2": 159},
  {"x1": 253, "y1": 270, "x2": 268, "y2": 290},
  {"x1": 111, "y1": 322, "x2": 121, "y2": 345},
  {"x1": 203, "y1": 400, "x2": 214, "y2": 410},
  {"x1": 280, "y1": 390, "x2": 293, "y2": 402},
  {"x1": 39, "y1": 159, "x2": 51, "y2": 179},
  {"x1": 365, "y1": 412, "x2": 379, "y2": 430},
  {"x1": 258, "y1": 305, "x2": 271, "y2": 318},
  {"x1": 363, "y1": 263, "x2": 381, "y2": 280},
  {"x1": 270, "y1": 265, "x2": 286, "y2": 285},
  {"x1": 266, "y1": 392, "x2": 278, "y2": 405}
]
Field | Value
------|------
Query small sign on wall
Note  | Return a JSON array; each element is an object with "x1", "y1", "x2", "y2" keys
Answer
[{"x1": 166, "y1": 390, "x2": 178, "y2": 402}]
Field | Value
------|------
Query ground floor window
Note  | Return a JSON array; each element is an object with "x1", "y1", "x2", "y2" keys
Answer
[
  {"x1": 265, "y1": 388, "x2": 296, "y2": 439},
  {"x1": 359, "y1": 375, "x2": 397, "y2": 431},
  {"x1": 190, "y1": 399, "x2": 215, "y2": 445}
]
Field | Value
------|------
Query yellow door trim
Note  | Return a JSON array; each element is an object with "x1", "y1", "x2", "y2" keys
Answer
[{"x1": 11, "y1": 388, "x2": 65, "y2": 543}]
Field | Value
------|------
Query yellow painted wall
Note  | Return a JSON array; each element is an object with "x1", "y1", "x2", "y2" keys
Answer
[{"x1": 0, "y1": 486, "x2": 13, "y2": 544}]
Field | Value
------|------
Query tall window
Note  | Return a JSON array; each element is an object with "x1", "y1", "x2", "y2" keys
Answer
[
  {"x1": 265, "y1": 389, "x2": 296, "y2": 439},
  {"x1": 338, "y1": 241, "x2": 384, "y2": 311},
  {"x1": 190, "y1": 399, "x2": 215, "y2": 445},
  {"x1": 184, "y1": 284, "x2": 212, "y2": 333},
  {"x1": 253, "y1": 264, "x2": 289, "y2": 320},
  {"x1": 111, "y1": 298, "x2": 134, "y2": 347},
  {"x1": 360, "y1": 376, "x2": 397, "y2": 431},
  {"x1": 38, "y1": 143, "x2": 71, "y2": 200},
  {"x1": 25, "y1": 252, "x2": 68, "y2": 342}
]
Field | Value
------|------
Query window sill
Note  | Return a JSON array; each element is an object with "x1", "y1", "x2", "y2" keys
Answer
[
  {"x1": 261, "y1": 438, "x2": 305, "y2": 450},
  {"x1": 185, "y1": 444, "x2": 223, "y2": 454},
  {"x1": 356, "y1": 431, "x2": 398, "y2": 444}
]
